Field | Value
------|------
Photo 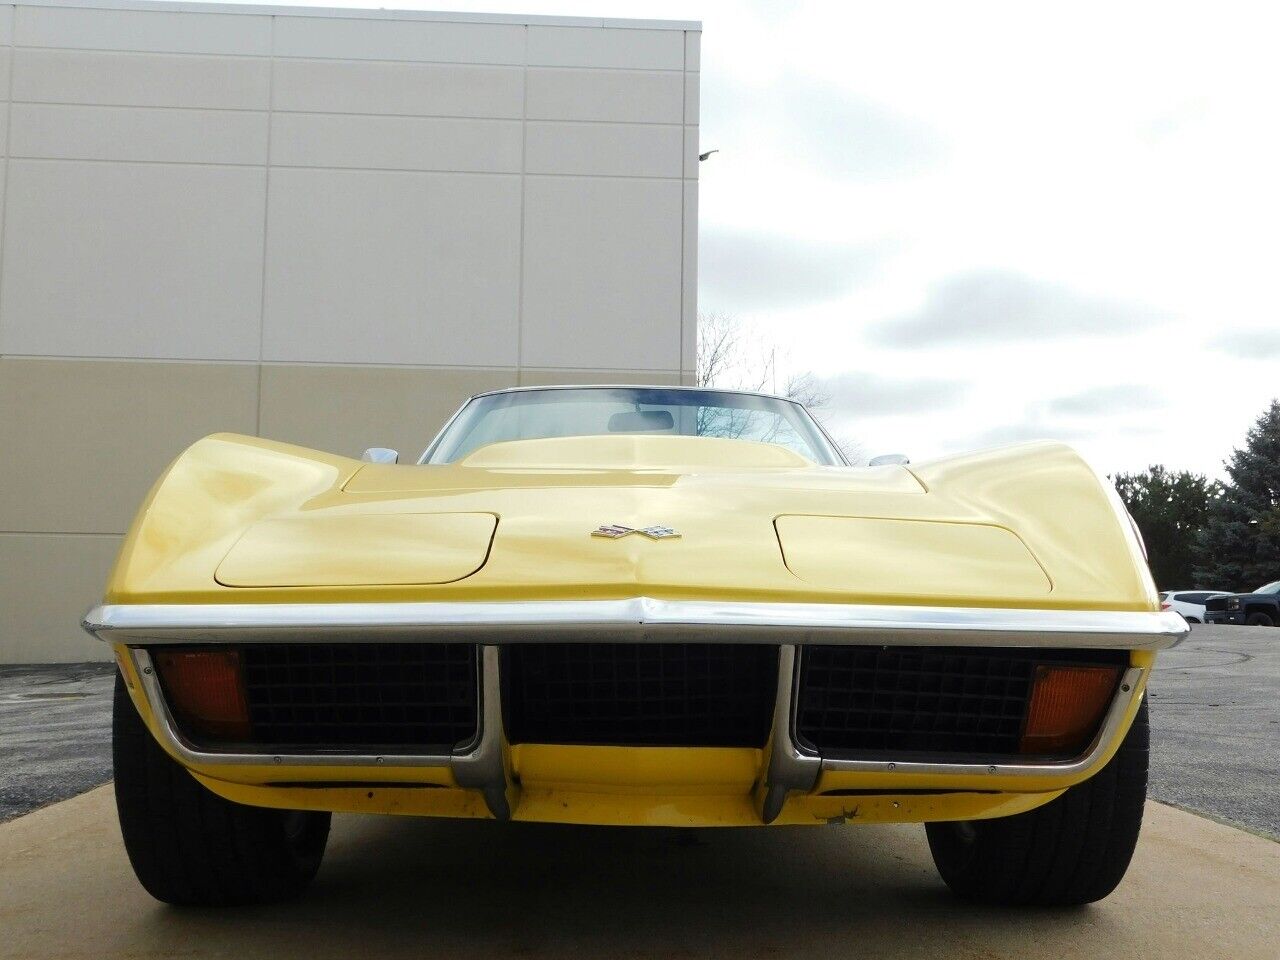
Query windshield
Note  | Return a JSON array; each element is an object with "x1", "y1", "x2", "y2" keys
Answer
[
  {"x1": 422, "y1": 387, "x2": 843, "y2": 465},
  {"x1": 1256, "y1": 581, "x2": 1280, "y2": 595}
]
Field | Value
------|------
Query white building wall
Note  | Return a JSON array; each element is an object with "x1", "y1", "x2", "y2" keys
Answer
[{"x1": 0, "y1": 0, "x2": 700, "y2": 662}]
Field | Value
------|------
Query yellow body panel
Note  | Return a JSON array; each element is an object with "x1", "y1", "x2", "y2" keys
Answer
[
  {"x1": 192, "y1": 776, "x2": 1059, "y2": 827},
  {"x1": 776, "y1": 514, "x2": 1051, "y2": 600},
  {"x1": 215, "y1": 511, "x2": 496, "y2": 586},
  {"x1": 102, "y1": 432, "x2": 1160, "y2": 827},
  {"x1": 105, "y1": 433, "x2": 1155, "y2": 611}
]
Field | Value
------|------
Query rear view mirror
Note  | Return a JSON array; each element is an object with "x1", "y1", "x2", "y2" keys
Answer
[
  {"x1": 362, "y1": 447, "x2": 399, "y2": 464},
  {"x1": 607, "y1": 410, "x2": 675, "y2": 433}
]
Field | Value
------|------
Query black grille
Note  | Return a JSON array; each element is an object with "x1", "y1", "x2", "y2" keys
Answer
[
  {"x1": 238, "y1": 643, "x2": 478, "y2": 750},
  {"x1": 504, "y1": 643, "x2": 778, "y2": 747},
  {"x1": 1203, "y1": 596, "x2": 1229, "y2": 612},
  {"x1": 796, "y1": 646, "x2": 1126, "y2": 759}
]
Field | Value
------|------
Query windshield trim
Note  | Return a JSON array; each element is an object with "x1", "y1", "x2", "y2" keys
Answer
[
  {"x1": 469, "y1": 383, "x2": 809, "y2": 405},
  {"x1": 417, "y1": 385, "x2": 847, "y2": 466}
]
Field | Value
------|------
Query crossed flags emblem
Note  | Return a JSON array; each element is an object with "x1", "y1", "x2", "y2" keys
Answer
[{"x1": 591, "y1": 524, "x2": 682, "y2": 540}]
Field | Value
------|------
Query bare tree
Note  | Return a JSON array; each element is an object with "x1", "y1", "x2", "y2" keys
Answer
[
  {"x1": 695, "y1": 311, "x2": 731, "y2": 388},
  {"x1": 780, "y1": 371, "x2": 830, "y2": 410},
  {"x1": 695, "y1": 312, "x2": 860, "y2": 462},
  {"x1": 696, "y1": 312, "x2": 768, "y2": 391}
]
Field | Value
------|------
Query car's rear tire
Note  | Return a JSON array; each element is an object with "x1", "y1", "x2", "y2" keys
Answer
[
  {"x1": 1246, "y1": 612, "x2": 1275, "y2": 627},
  {"x1": 926, "y1": 698, "x2": 1148, "y2": 907},
  {"x1": 112, "y1": 673, "x2": 330, "y2": 906}
]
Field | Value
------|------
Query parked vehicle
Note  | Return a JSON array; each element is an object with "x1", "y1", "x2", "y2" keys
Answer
[
  {"x1": 1204, "y1": 581, "x2": 1280, "y2": 626},
  {"x1": 82, "y1": 385, "x2": 1184, "y2": 908},
  {"x1": 1159, "y1": 590, "x2": 1231, "y2": 624}
]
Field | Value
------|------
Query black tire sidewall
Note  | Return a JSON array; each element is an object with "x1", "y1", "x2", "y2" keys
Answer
[
  {"x1": 112, "y1": 672, "x2": 330, "y2": 905},
  {"x1": 926, "y1": 697, "x2": 1149, "y2": 906}
]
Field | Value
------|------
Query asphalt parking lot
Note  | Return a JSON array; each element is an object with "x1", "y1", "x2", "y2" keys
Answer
[
  {"x1": 1147, "y1": 623, "x2": 1280, "y2": 837},
  {"x1": 0, "y1": 662, "x2": 111, "y2": 823}
]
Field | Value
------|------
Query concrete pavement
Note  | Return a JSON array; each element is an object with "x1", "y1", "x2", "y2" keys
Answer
[{"x1": 1, "y1": 785, "x2": 1276, "y2": 959}]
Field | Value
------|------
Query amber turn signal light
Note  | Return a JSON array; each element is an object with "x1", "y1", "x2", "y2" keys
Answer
[
  {"x1": 1020, "y1": 664, "x2": 1122, "y2": 756},
  {"x1": 153, "y1": 649, "x2": 251, "y2": 742}
]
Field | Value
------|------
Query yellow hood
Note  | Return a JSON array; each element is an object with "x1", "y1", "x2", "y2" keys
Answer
[{"x1": 105, "y1": 432, "x2": 1156, "y2": 611}]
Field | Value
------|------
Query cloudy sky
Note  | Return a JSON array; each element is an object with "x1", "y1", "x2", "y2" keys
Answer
[{"x1": 238, "y1": 0, "x2": 1278, "y2": 475}]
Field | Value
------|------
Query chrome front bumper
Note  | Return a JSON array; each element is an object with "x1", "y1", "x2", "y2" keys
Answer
[
  {"x1": 84, "y1": 598, "x2": 1187, "y2": 649},
  {"x1": 88, "y1": 600, "x2": 1184, "y2": 824}
]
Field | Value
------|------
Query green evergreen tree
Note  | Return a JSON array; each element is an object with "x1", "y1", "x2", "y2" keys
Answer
[
  {"x1": 1112, "y1": 466, "x2": 1223, "y2": 589},
  {"x1": 1193, "y1": 399, "x2": 1280, "y2": 590}
]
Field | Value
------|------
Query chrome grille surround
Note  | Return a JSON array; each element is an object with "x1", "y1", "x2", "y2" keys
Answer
[{"x1": 89, "y1": 599, "x2": 1178, "y2": 823}]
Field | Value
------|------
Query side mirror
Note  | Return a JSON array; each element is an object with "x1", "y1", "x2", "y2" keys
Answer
[
  {"x1": 362, "y1": 447, "x2": 399, "y2": 464},
  {"x1": 868, "y1": 453, "x2": 910, "y2": 466}
]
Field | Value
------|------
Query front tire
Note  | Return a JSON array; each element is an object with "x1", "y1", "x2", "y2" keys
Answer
[
  {"x1": 112, "y1": 673, "x2": 331, "y2": 906},
  {"x1": 926, "y1": 698, "x2": 1148, "y2": 906},
  {"x1": 1246, "y1": 612, "x2": 1275, "y2": 627}
]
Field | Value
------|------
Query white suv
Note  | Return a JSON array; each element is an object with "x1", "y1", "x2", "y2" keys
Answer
[{"x1": 1159, "y1": 590, "x2": 1231, "y2": 624}]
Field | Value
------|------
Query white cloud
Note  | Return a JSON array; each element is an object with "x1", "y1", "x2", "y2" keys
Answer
[
  {"x1": 698, "y1": 230, "x2": 885, "y2": 312},
  {"x1": 869, "y1": 272, "x2": 1165, "y2": 346},
  {"x1": 704, "y1": 73, "x2": 944, "y2": 180},
  {"x1": 1046, "y1": 385, "x2": 1165, "y2": 417},
  {"x1": 817, "y1": 371, "x2": 967, "y2": 417},
  {"x1": 1212, "y1": 330, "x2": 1280, "y2": 359}
]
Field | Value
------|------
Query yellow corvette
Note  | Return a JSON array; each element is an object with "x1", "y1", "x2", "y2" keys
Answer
[{"x1": 84, "y1": 385, "x2": 1184, "y2": 907}]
